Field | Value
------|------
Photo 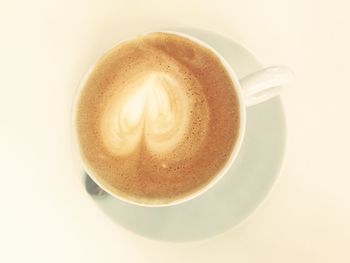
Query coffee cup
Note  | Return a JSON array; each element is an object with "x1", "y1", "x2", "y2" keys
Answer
[{"x1": 73, "y1": 31, "x2": 293, "y2": 207}]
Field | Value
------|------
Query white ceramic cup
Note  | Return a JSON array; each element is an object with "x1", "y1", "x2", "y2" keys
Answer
[{"x1": 73, "y1": 31, "x2": 293, "y2": 207}]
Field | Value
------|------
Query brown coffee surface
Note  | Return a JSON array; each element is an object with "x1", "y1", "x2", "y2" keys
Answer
[{"x1": 75, "y1": 32, "x2": 240, "y2": 204}]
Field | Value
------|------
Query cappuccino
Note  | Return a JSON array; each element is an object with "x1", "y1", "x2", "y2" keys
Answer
[{"x1": 75, "y1": 32, "x2": 240, "y2": 204}]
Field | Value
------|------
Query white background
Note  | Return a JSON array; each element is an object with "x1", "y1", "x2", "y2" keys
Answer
[{"x1": 1, "y1": 0, "x2": 349, "y2": 262}]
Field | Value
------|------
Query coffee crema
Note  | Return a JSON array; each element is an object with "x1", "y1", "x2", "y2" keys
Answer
[{"x1": 76, "y1": 32, "x2": 240, "y2": 204}]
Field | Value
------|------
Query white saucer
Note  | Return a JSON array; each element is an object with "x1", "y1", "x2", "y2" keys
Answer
[{"x1": 88, "y1": 28, "x2": 287, "y2": 242}]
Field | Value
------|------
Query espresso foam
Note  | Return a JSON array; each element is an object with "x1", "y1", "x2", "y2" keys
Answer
[{"x1": 76, "y1": 32, "x2": 240, "y2": 204}]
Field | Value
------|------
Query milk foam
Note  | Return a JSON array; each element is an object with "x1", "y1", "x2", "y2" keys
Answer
[{"x1": 100, "y1": 72, "x2": 194, "y2": 156}]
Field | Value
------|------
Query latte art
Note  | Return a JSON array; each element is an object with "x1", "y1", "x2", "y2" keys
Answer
[
  {"x1": 101, "y1": 72, "x2": 206, "y2": 157},
  {"x1": 76, "y1": 32, "x2": 240, "y2": 204}
]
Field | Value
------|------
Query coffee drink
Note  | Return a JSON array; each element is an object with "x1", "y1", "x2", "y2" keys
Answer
[{"x1": 75, "y1": 32, "x2": 240, "y2": 204}]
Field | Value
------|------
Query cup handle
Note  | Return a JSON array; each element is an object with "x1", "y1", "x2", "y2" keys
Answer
[{"x1": 239, "y1": 66, "x2": 294, "y2": 106}]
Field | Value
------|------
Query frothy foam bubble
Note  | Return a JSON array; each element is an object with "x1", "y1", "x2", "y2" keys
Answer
[{"x1": 100, "y1": 72, "x2": 192, "y2": 156}]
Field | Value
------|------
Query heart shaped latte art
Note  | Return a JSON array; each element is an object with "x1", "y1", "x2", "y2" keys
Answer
[{"x1": 100, "y1": 72, "x2": 196, "y2": 156}]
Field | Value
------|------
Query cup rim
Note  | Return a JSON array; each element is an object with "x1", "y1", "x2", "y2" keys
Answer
[{"x1": 72, "y1": 30, "x2": 246, "y2": 207}]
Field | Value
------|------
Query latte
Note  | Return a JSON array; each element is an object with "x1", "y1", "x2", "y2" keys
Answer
[{"x1": 75, "y1": 32, "x2": 240, "y2": 204}]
